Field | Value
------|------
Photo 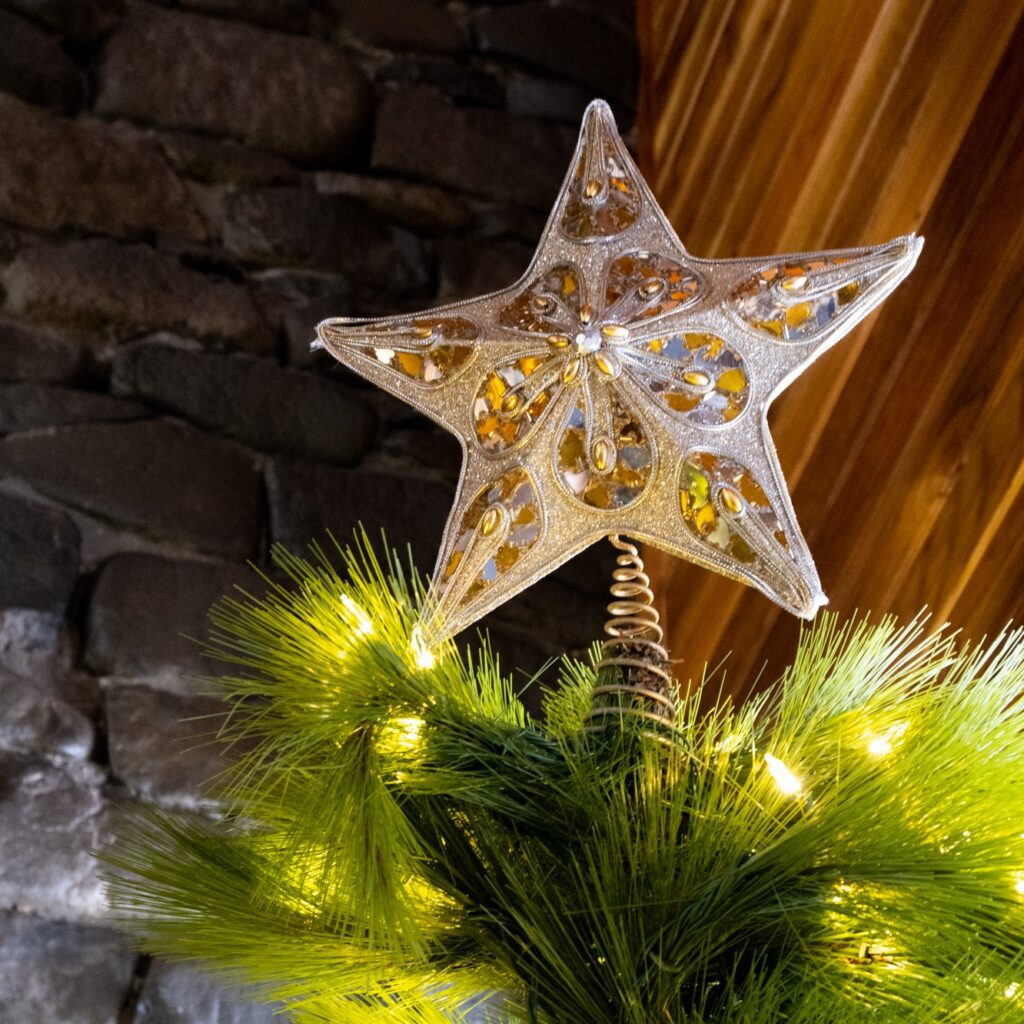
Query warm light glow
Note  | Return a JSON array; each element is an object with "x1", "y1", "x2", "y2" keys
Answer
[
  {"x1": 867, "y1": 735, "x2": 893, "y2": 757},
  {"x1": 1014, "y1": 872, "x2": 1024, "y2": 897},
  {"x1": 411, "y1": 625, "x2": 436, "y2": 670},
  {"x1": 866, "y1": 721, "x2": 908, "y2": 758},
  {"x1": 340, "y1": 593, "x2": 374, "y2": 635},
  {"x1": 765, "y1": 753, "x2": 803, "y2": 796},
  {"x1": 716, "y1": 733, "x2": 743, "y2": 754},
  {"x1": 380, "y1": 715, "x2": 424, "y2": 754},
  {"x1": 1006, "y1": 981, "x2": 1020, "y2": 1000}
]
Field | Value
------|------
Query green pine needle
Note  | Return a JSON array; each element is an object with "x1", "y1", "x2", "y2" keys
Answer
[{"x1": 102, "y1": 535, "x2": 1024, "y2": 1023}]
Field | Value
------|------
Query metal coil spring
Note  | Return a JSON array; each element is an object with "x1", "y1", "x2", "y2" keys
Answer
[{"x1": 583, "y1": 535, "x2": 677, "y2": 732}]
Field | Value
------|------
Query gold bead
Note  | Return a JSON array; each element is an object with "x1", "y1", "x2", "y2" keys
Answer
[
  {"x1": 683, "y1": 370, "x2": 710, "y2": 387},
  {"x1": 500, "y1": 392, "x2": 521, "y2": 414},
  {"x1": 592, "y1": 439, "x2": 614, "y2": 472},
  {"x1": 720, "y1": 486, "x2": 743, "y2": 514},
  {"x1": 413, "y1": 325, "x2": 433, "y2": 339},
  {"x1": 547, "y1": 333, "x2": 570, "y2": 348},
  {"x1": 562, "y1": 357, "x2": 582, "y2": 383},
  {"x1": 479, "y1": 506, "x2": 502, "y2": 536},
  {"x1": 579, "y1": 303, "x2": 593, "y2": 324},
  {"x1": 594, "y1": 352, "x2": 620, "y2": 377},
  {"x1": 639, "y1": 279, "x2": 664, "y2": 297},
  {"x1": 584, "y1": 178, "x2": 602, "y2": 198},
  {"x1": 600, "y1": 323, "x2": 629, "y2": 339},
  {"x1": 781, "y1": 274, "x2": 807, "y2": 292},
  {"x1": 531, "y1": 295, "x2": 555, "y2": 312}
]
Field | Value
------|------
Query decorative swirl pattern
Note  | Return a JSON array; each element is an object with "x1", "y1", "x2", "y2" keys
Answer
[{"x1": 319, "y1": 316, "x2": 478, "y2": 386}]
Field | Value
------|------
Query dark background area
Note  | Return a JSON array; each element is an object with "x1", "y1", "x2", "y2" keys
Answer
[{"x1": 0, "y1": 1, "x2": 637, "y2": 1020}]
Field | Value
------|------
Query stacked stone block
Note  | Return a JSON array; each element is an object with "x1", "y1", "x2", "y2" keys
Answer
[{"x1": 0, "y1": 1, "x2": 637, "y2": 1020}]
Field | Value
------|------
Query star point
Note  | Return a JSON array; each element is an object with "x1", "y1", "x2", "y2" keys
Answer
[{"x1": 316, "y1": 101, "x2": 922, "y2": 642}]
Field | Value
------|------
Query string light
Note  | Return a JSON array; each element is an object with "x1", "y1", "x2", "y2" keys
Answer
[
  {"x1": 339, "y1": 593, "x2": 374, "y2": 635},
  {"x1": 411, "y1": 625, "x2": 436, "y2": 670},
  {"x1": 716, "y1": 733, "x2": 743, "y2": 754},
  {"x1": 379, "y1": 716, "x2": 424, "y2": 754},
  {"x1": 765, "y1": 753, "x2": 803, "y2": 796},
  {"x1": 867, "y1": 735, "x2": 893, "y2": 757},
  {"x1": 1013, "y1": 871, "x2": 1024, "y2": 897},
  {"x1": 866, "y1": 721, "x2": 908, "y2": 758}
]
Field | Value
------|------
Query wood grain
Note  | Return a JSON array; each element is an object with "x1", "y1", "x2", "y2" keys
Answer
[{"x1": 637, "y1": 0, "x2": 1024, "y2": 695}]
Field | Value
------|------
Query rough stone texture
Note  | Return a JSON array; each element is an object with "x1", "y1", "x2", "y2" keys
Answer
[
  {"x1": 0, "y1": 0, "x2": 121, "y2": 42},
  {"x1": 0, "y1": 668, "x2": 94, "y2": 759},
  {"x1": 373, "y1": 87, "x2": 575, "y2": 210},
  {"x1": 377, "y1": 54, "x2": 505, "y2": 106},
  {"x1": 474, "y1": 3, "x2": 638, "y2": 106},
  {"x1": 376, "y1": 423, "x2": 463, "y2": 483},
  {"x1": 0, "y1": 420, "x2": 264, "y2": 559},
  {"x1": 180, "y1": 0, "x2": 310, "y2": 32},
  {"x1": 0, "y1": 384, "x2": 146, "y2": 433},
  {"x1": 315, "y1": 172, "x2": 474, "y2": 235},
  {"x1": 0, "y1": 10, "x2": 85, "y2": 113},
  {"x1": 437, "y1": 234, "x2": 534, "y2": 301},
  {"x1": 0, "y1": 492, "x2": 80, "y2": 612},
  {"x1": 485, "y1": 574, "x2": 608, "y2": 656},
  {"x1": 0, "y1": 751, "x2": 111, "y2": 919},
  {"x1": 153, "y1": 130, "x2": 300, "y2": 187},
  {"x1": 506, "y1": 72, "x2": 597, "y2": 124},
  {"x1": 0, "y1": 608, "x2": 66, "y2": 681},
  {"x1": 561, "y1": 0, "x2": 636, "y2": 32},
  {"x1": 334, "y1": 0, "x2": 466, "y2": 53},
  {"x1": 0, "y1": 95, "x2": 206, "y2": 240},
  {"x1": 0, "y1": 0, "x2": 640, "y2": 1001},
  {"x1": 106, "y1": 685, "x2": 232, "y2": 808},
  {"x1": 267, "y1": 457, "x2": 454, "y2": 568},
  {"x1": 96, "y1": 4, "x2": 372, "y2": 165},
  {"x1": 0, "y1": 319, "x2": 87, "y2": 384},
  {"x1": 0, "y1": 911, "x2": 135, "y2": 1024},
  {"x1": 224, "y1": 186, "x2": 431, "y2": 292},
  {"x1": 249, "y1": 269, "x2": 353, "y2": 368},
  {"x1": 85, "y1": 554, "x2": 253, "y2": 685},
  {"x1": 136, "y1": 960, "x2": 283, "y2": 1024},
  {"x1": 112, "y1": 336, "x2": 378, "y2": 464},
  {"x1": 1, "y1": 240, "x2": 273, "y2": 354}
]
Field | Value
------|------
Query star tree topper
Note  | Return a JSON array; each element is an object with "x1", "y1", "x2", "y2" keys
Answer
[{"x1": 316, "y1": 101, "x2": 922, "y2": 642}]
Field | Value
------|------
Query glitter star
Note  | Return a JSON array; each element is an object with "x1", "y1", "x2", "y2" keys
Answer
[{"x1": 316, "y1": 101, "x2": 922, "y2": 642}]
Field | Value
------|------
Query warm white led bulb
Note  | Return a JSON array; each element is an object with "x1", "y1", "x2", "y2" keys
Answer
[
  {"x1": 380, "y1": 716, "x2": 424, "y2": 754},
  {"x1": 340, "y1": 593, "x2": 373, "y2": 635},
  {"x1": 867, "y1": 735, "x2": 892, "y2": 758},
  {"x1": 765, "y1": 753, "x2": 803, "y2": 796},
  {"x1": 410, "y1": 625, "x2": 436, "y2": 670},
  {"x1": 866, "y1": 721, "x2": 907, "y2": 758}
]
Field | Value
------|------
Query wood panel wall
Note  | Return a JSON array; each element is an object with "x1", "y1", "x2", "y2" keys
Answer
[{"x1": 636, "y1": 0, "x2": 1024, "y2": 695}]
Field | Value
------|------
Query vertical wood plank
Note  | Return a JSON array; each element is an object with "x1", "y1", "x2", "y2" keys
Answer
[{"x1": 638, "y1": 2, "x2": 1024, "y2": 693}]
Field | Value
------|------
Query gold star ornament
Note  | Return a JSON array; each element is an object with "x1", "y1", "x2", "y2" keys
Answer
[{"x1": 315, "y1": 101, "x2": 922, "y2": 642}]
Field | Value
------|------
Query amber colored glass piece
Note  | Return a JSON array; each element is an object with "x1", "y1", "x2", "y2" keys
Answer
[
  {"x1": 731, "y1": 256, "x2": 889, "y2": 341},
  {"x1": 500, "y1": 265, "x2": 583, "y2": 334},
  {"x1": 641, "y1": 333, "x2": 750, "y2": 426},
  {"x1": 341, "y1": 315, "x2": 479, "y2": 386},
  {"x1": 473, "y1": 355, "x2": 556, "y2": 452},
  {"x1": 443, "y1": 467, "x2": 542, "y2": 606},
  {"x1": 557, "y1": 393, "x2": 651, "y2": 509},
  {"x1": 678, "y1": 452, "x2": 788, "y2": 568},
  {"x1": 604, "y1": 252, "x2": 701, "y2": 323},
  {"x1": 561, "y1": 130, "x2": 641, "y2": 239}
]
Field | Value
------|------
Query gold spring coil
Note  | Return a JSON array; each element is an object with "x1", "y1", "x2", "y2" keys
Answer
[{"x1": 584, "y1": 535, "x2": 677, "y2": 732}]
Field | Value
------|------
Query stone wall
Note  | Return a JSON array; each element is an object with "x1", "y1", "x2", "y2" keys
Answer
[{"x1": 0, "y1": 1, "x2": 637, "y2": 1021}]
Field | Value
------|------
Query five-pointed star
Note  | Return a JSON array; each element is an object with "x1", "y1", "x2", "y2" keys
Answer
[{"x1": 315, "y1": 100, "x2": 922, "y2": 642}]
